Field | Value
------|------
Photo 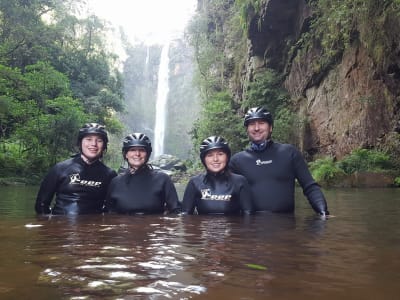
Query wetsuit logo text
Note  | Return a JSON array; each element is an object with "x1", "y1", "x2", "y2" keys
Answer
[
  {"x1": 69, "y1": 173, "x2": 102, "y2": 187},
  {"x1": 256, "y1": 159, "x2": 272, "y2": 166},
  {"x1": 201, "y1": 189, "x2": 232, "y2": 201}
]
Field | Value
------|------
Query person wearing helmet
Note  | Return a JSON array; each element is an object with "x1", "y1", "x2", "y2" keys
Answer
[
  {"x1": 35, "y1": 123, "x2": 117, "y2": 215},
  {"x1": 229, "y1": 107, "x2": 329, "y2": 216},
  {"x1": 104, "y1": 133, "x2": 181, "y2": 214},
  {"x1": 182, "y1": 136, "x2": 253, "y2": 215}
]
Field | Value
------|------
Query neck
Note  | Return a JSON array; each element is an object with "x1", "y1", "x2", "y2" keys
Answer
[
  {"x1": 250, "y1": 139, "x2": 269, "y2": 152},
  {"x1": 81, "y1": 154, "x2": 98, "y2": 165},
  {"x1": 128, "y1": 164, "x2": 147, "y2": 174}
]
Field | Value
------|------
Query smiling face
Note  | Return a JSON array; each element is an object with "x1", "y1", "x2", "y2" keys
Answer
[
  {"x1": 204, "y1": 149, "x2": 228, "y2": 174},
  {"x1": 125, "y1": 146, "x2": 147, "y2": 169},
  {"x1": 80, "y1": 134, "x2": 105, "y2": 162},
  {"x1": 246, "y1": 119, "x2": 272, "y2": 144}
]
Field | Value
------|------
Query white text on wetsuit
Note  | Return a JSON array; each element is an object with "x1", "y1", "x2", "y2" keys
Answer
[
  {"x1": 69, "y1": 173, "x2": 102, "y2": 187},
  {"x1": 201, "y1": 189, "x2": 232, "y2": 201},
  {"x1": 256, "y1": 159, "x2": 272, "y2": 166}
]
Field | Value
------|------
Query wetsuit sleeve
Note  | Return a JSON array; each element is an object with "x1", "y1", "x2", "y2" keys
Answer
[
  {"x1": 293, "y1": 149, "x2": 329, "y2": 214},
  {"x1": 238, "y1": 177, "x2": 254, "y2": 215},
  {"x1": 35, "y1": 165, "x2": 58, "y2": 214},
  {"x1": 163, "y1": 177, "x2": 181, "y2": 214},
  {"x1": 181, "y1": 179, "x2": 197, "y2": 214}
]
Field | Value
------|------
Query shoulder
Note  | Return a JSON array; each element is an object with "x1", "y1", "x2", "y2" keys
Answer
[
  {"x1": 111, "y1": 172, "x2": 127, "y2": 182},
  {"x1": 51, "y1": 157, "x2": 76, "y2": 170},
  {"x1": 229, "y1": 172, "x2": 249, "y2": 184},
  {"x1": 231, "y1": 149, "x2": 253, "y2": 160},
  {"x1": 230, "y1": 172, "x2": 247, "y2": 181},
  {"x1": 151, "y1": 169, "x2": 173, "y2": 181},
  {"x1": 272, "y1": 141, "x2": 298, "y2": 153},
  {"x1": 189, "y1": 173, "x2": 205, "y2": 182}
]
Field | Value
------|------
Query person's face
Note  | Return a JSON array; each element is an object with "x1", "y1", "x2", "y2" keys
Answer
[
  {"x1": 125, "y1": 147, "x2": 147, "y2": 169},
  {"x1": 204, "y1": 149, "x2": 228, "y2": 174},
  {"x1": 246, "y1": 119, "x2": 272, "y2": 143},
  {"x1": 81, "y1": 134, "x2": 105, "y2": 161}
]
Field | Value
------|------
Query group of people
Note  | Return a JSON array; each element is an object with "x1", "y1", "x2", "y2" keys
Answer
[{"x1": 35, "y1": 106, "x2": 329, "y2": 217}]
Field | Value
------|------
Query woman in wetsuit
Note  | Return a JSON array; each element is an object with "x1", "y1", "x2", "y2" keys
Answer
[
  {"x1": 35, "y1": 123, "x2": 117, "y2": 215},
  {"x1": 182, "y1": 136, "x2": 253, "y2": 215},
  {"x1": 104, "y1": 133, "x2": 181, "y2": 214}
]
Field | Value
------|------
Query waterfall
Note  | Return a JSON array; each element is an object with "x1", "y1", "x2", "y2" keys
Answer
[
  {"x1": 145, "y1": 46, "x2": 150, "y2": 65},
  {"x1": 153, "y1": 42, "x2": 170, "y2": 158}
]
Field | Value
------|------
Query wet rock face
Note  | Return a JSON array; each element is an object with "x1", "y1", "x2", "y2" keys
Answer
[
  {"x1": 248, "y1": 0, "x2": 310, "y2": 72},
  {"x1": 245, "y1": 0, "x2": 400, "y2": 159},
  {"x1": 298, "y1": 46, "x2": 394, "y2": 159}
]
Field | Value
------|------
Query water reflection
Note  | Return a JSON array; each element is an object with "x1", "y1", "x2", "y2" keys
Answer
[
  {"x1": 0, "y1": 187, "x2": 400, "y2": 299},
  {"x1": 26, "y1": 215, "x2": 205, "y2": 299}
]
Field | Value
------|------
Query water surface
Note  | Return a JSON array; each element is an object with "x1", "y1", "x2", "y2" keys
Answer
[{"x1": 0, "y1": 186, "x2": 399, "y2": 299}]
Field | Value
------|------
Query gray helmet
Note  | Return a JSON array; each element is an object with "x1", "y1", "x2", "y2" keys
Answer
[
  {"x1": 77, "y1": 123, "x2": 108, "y2": 151},
  {"x1": 122, "y1": 133, "x2": 152, "y2": 159},
  {"x1": 244, "y1": 107, "x2": 273, "y2": 127},
  {"x1": 199, "y1": 136, "x2": 231, "y2": 165}
]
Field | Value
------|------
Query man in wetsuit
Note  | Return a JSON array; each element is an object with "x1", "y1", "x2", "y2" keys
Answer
[
  {"x1": 35, "y1": 123, "x2": 117, "y2": 215},
  {"x1": 104, "y1": 133, "x2": 181, "y2": 214},
  {"x1": 229, "y1": 107, "x2": 329, "y2": 215},
  {"x1": 182, "y1": 136, "x2": 253, "y2": 215}
]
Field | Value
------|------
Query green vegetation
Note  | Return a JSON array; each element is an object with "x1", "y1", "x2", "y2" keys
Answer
[
  {"x1": 0, "y1": 0, "x2": 124, "y2": 180},
  {"x1": 294, "y1": 0, "x2": 400, "y2": 75},
  {"x1": 310, "y1": 149, "x2": 398, "y2": 186},
  {"x1": 309, "y1": 157, "x2": 346, "y2": 185},
  {"x1": 186, "y1": 1, "x2": 249, "y2": 161},
  {"x1": 338, "y1": 148, "x2": 393, "y2": 174},
  {"x1": 190, "y1": 91, "x2": 246, "y2": 159},
  {"x1": 186, "y1": 2, "x2": 297, "y2": 158}
]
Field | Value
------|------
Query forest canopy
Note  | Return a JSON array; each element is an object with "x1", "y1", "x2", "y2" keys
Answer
[{"x1": 0, "y1": 0, "x2": 124, "y2": 179}]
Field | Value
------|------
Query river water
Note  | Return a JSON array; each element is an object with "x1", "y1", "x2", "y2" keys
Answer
[{"x1": 0, "y1": 185, "x2": 399, "y2": 300}]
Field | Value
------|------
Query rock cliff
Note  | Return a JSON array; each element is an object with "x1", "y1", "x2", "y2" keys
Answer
[{"x1": 242, "y1": 0, "x2": 400, "y2": 159}]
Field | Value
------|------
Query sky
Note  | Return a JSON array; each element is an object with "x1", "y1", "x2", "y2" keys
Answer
[{"x1": 87, "y1": 0, "x2": 197, "y2": 45}]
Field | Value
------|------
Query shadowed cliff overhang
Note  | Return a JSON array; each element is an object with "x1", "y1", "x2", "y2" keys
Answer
[{"x1": 248, "y1": 0, "x2": 311, "y2": 72}]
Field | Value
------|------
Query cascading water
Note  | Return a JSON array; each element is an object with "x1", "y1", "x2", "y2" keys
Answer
[{"x1": 153, "y1": 42, "x2": 170, "y2": 158}]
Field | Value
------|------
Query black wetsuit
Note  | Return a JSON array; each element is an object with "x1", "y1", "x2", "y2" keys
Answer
[
  {"x1": 182, "y1": 171, "x2": 254, "y2": 215},
  {"x1": 35, "y1": 155, "x2": 117, "y2": 215},
  {"x1": 104, "y1": 166, "x2": 181, "y2": 214},
  {"x1": 230, "y1": 140, "x2": 328, "y2": 214}
]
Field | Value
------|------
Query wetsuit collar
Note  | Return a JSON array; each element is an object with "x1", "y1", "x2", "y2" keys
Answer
[
  {"x1": 250, "y1": 139, "x2": 272, "y2": 152},
  {"x1": 204, "y1": 169, "x2": 230, "y2": 183},
  {"x1": 128, "y1": 164, "x2": 149, "y2": 175},
  {"x1": 80, "y1": 154, "x2": 99, "y2": 165}
]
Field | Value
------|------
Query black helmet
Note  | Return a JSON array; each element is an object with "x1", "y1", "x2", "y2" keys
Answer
[
  {"x1": 199, "y1": 136, "x2": 231, "y2": 164},
  {"x1": 244, "y1": 107, "x2": 273, "y2": 127},
  {"x1": 122, "y1": 133, "x2": 152, "y2": 158},
  {"x1": 77, "y1": 123, "x2": 108, "y2": 150}
]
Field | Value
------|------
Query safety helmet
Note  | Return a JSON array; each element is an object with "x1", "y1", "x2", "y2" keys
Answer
[
  {"x1": 243, "y1": 106, "x2": 273, "y2": 127},
  {"x1": 77, "y1": 123, "x2": 108, "y2": 151},
  {"x1": 122, "y1": 133, "x2": 152, "y2": 159},
  {"x1": 199, "y1": 136, "x2": 231, "y2": 165}
]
